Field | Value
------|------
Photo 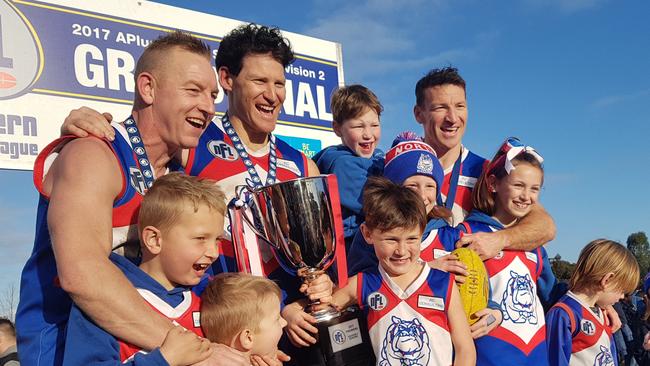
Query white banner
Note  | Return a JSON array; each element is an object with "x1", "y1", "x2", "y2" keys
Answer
[{"x1": 0, "y1": 0, "x2": 344, "y2": 170}]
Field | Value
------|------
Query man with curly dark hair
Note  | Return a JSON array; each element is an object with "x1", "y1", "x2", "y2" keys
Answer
[{"x1": 183, "y1": 23, "x2": 329, "y2": 359}]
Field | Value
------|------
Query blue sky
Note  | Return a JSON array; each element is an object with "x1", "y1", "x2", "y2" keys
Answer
[{"x1": 1, "y1": 0, "x2": 649, "y2": 313}]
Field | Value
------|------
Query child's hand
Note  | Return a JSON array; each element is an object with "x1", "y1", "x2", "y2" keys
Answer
[
  {"x1": 602, "y1": 304, "x2": 622, "y2": 332},
  {"x1": 160, "y1": 326, "x2": 211, "y2": 366},
  {"x1": 470, "y1": 308, "x2": 502, "y2": 339},
  {"x1": 427, "y1": 254, "x2": 468, "y2": 283},
  {"x1": 281, "y1": 302, "x2": 318, "y2": 347},
  {"x1": 299, "y1": 273, "x2": 334, "y2": 305}
]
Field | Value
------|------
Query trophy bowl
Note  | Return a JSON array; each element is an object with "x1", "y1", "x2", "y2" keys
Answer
[{"x1": 230, "y1": 175, "x2": 342, "y2": 322}]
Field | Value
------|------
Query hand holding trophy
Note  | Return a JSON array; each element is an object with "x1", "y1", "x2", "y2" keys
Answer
[{"x1": 228, "y1": 175, "x2": 374, "y2": 366}]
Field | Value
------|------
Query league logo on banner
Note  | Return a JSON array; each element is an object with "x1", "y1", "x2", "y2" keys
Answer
[{"x1": 0, "y1": 0, "x2": 43, "y2": 99}]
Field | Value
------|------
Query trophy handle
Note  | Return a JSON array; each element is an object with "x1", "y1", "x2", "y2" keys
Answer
[
  {"x1": 229, "y1": 185, "x2": 285, "y2": 275},
  {"x1": 230, "y1": 185, "x2": 270, "y2": 239},
  {"x1": 228, "y1": 199, "x2": 253, "y2": 274}
]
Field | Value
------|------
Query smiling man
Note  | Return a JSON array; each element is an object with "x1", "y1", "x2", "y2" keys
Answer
[
  {"x1": 183, "y1": 24, "x2": 319, "y2": 203},
  {"x1": 58, "y1": 25, "x2": 331, "y2": 356},
  {"x1": 413, "y1": 67, "x2": 556, "y2": 257},
  {"x1": 182, "y1": 25, "x2": 333, "y2": 356},
  {"x1": 15, "y1": 31, "x2": 253, "y2": 366}
]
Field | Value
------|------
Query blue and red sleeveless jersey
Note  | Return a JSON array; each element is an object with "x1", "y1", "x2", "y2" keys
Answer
[
  {"x1": 185, "y1": 117, "x2": 309, "y2": 304},
  {"x1": 419, "y1": 225, "x2": 462, "y2": 263},
  {"x1": 16, "y1": 122, "x2": 146, "y2": 366},
  {"x1": 546, "y1": 291, "x2": 617, "y2": 366},
  {"x1": 185, "y1": 117, "x2": 308, "y2": 198},
  {"x1": 359, "y1": 264, "x2": 454, "y2": 366},
  {"x1": 63, "y1": 254, "x2": 203, "y2": 365},
  {"x1": 441, "y1": 147, "x2": 488, "y2": 226},
  {"x1": 460, "y1": 212, "x2": 550, "y2": 366}
]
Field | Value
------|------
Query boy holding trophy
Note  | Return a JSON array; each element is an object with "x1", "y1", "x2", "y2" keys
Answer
[{"x1": 332, "y1": 177, "x2": 476, "y2": 366}]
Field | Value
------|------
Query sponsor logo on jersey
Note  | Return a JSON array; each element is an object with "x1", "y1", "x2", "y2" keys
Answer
[
  {"x1": 580, "y1": 319, "x2": 596, "y2": 336},
  {"x1": 207, "y1": 140, "x2": 239, "y2": 161},
  {"x1": 417, "y1": 295, "x2": 444, "y2": 310},
  {"x1": 433, "y1": 249, "x2": 450, "y2": 259},
  {"x1": 192, "y1": 311, "x2": 201, "y2": 328},
  {"x1": 525, "y1": 252, "x2": 538, "y2": 263},
  {"x1": 129, "y1": 166, "x2": 147, "y2": 195},
  {"x1": 367, "y1": 291, "x2": 387, "y2": 311},
  {"x1": 457, "y1": 175, "x2": 477, "y2": 188},
  {"x1": 276, "y1": 158, "x2": 301, "y2": 176}
]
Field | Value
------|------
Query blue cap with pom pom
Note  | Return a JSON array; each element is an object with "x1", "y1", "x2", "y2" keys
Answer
[{"x1": 384, "y1": 131, "x2": 444, "y2": 205}]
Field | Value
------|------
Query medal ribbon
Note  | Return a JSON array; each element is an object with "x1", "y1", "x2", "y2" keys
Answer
[
  {"x1": 222, "y1": 113, "x2": 277, "y2": 189},
  {"x1": 124, "y1": 116, "x2": 155, "y2": 191}
]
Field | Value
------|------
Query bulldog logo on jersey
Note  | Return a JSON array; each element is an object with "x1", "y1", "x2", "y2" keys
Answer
[
  {"x1": 208, "y1": 140, "x2": 239, "y2": 161},
  {"x1": 380, "y1": 316, "x2": 430, "y2": 366},
  {"x1": 594, "y1": 345, "x2": 614, "y2": 366},
  {"x1": 501, "y1": 271, "x2": 538, "y2": 324}
]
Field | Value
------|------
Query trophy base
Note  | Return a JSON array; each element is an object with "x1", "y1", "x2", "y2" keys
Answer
[
  {"x1": 289, "y1": 306, "x2": 375, "y2": 366},
  {"x1": 306, "y1": 305, "x2": 341, "y2": 323}
]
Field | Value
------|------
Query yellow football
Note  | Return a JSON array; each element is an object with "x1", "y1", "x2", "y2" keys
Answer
[{"x1": 451, "y1": 247, "x2": 489, "y2": 325}]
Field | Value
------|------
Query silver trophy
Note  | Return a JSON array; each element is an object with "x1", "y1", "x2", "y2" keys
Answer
[{"x1": 228, "y1": 175, "x2": 341, "y2": 322}]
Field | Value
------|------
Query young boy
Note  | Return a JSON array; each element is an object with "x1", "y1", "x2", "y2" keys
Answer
[
  {"x1": 546, "y1": 239, "x2": 640, "y2": 366},
  {"x1": 331, "y1": 177, "x2": 475, "y2": 366},
  {"x1": 201, "y1": 273, "x2": 287, "y2": 360},
  {"x1": 63, "y1": 173, "x2": 225, "y2": 365},
  {"x1": 313, "y1": 84, "x2": 384, "y2": 249}
]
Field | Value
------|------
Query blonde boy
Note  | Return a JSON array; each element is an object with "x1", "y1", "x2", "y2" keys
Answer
[
  {"x1": 64, "y1": 173, "x2": 225, "y2": 365},
  {"x1": 201, "y1": 273, "x2": 287, "y2": 359},
  {"x1": 332, "y1": 177, "x2": 475, "y2": 366},
  {"x1": 546, "y1": 239, "x2": 640, "y2": 366},
  {"x1": 313, "y1": 84, "x2": 384, "y2": 248}
]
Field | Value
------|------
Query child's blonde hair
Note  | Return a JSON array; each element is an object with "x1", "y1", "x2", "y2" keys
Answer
[
  {"x1": 570, "y1": 239, "x2": 639, "y2": 295},
  {"x1": 201, "y1": 273, "x2": 282, "y2": 344},
  {"x1": 138, "y1": 172, "x2": 226, "y2": 232}
]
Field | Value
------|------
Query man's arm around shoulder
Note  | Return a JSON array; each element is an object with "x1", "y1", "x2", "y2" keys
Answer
[
  {"x1": 457, "y1": 203, "x2": 556, "y2": 259},
  {"x1": 45, "y1": 138, "x2": 173, "y2": 350}
]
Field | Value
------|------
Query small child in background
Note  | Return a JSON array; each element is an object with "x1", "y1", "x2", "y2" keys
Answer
[
  {"x1": 63, "y1": 173, "x2": 225, "y2": 365},
  {"x1": 331, "y1": 177, "x2": 475, "y2": 366},
  {"x1": 546, "y1": 239, "x2": 639, "y2": 366},
  {"x1": 201, "y1": 273, "x2": 287, "y2": 360},
  {"x1": 313, "y1": 84, "x2": 384, "y2": 250}
]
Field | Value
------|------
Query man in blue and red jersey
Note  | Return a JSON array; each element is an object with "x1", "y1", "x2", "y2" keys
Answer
[
  {"x1": 413, "y1": 67, "x2": 556, "y2": 259},
  {"x1": 179, "y1": 24, "x2": 338, "y2": 353},
  {"x1": 15, "y1": 31, "x2": 253, "y2": 366},
  {"x1": 57, "y1": 23, "x2": 333, "y2": 358}
]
